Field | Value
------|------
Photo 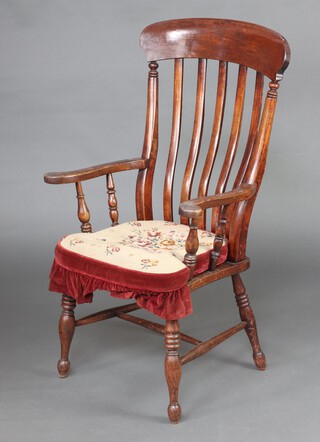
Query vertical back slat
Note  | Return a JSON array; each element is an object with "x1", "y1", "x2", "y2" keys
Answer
[
  {"x1": 212, "y1": 64, "x2": 247, "y2": 230},
  {"x1": 233, "y1": 72, "x2": 264, "y2": 188},
  {"x1": 163, "y1": 59, "x2": 184, "y2": 221},
  {"x1": 197, "y1": 61, "x2": 228, "y2": 229},
  {"x1": 180, "y1": 58, "x2": 207, "y2": 224}
]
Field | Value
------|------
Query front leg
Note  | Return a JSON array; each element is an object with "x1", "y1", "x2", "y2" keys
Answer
[
  {"x1": 57, "y1": 294, "x2": 76, "y2": 377},
  {"x1": 165, "y1": 320, "x2": 182, "y2": 423}
]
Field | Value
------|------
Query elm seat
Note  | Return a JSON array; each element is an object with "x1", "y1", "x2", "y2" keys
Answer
[
  {"x1": 44, "y1": 18, "x2": 290, "y2": 423},
  {"x1": 49, "y1": 220, "x2": 227, "y2": 319}
]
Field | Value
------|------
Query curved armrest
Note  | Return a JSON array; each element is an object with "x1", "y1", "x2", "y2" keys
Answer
[
  {"x1": 179, "y1": 183, "x2": 257, "y2": 218},
  {"x1": 44, "y1": 157, "x2": 148, "y2": 184}
]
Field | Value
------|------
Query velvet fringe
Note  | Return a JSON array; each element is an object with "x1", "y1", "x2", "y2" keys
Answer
[{"x1": 49, "y1": 260, "x2": 192, "y2": 320}]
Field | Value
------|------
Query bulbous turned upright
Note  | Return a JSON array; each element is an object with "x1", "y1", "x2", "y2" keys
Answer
[{"x1": 165, "y1": 320, "x2": 182, "y2": 424}]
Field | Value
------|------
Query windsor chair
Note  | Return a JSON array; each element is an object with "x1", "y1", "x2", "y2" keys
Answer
[{"x1": 44, "y1": 18, "x2": 290, "y2": 423}]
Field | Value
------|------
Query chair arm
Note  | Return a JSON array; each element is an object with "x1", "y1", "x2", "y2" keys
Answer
[
  {"x1": 179, "y1": 183, "x2": 257, "y2": 218},
  {"x1": 44, "y1": 157, "x2": 148, "y2": 184}
]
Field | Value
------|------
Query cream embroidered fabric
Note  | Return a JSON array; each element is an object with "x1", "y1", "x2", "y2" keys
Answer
[{"x1": 60, "y1": 220, "x2": 222, "y2": 274}]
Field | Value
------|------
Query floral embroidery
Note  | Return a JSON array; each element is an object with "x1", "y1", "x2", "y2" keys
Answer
[
  {"x1": 105, "y1": 245, "x2": 121, "y2": 255},
  {"x1": 119, "y1": 223, "x2": 192, "y2": 253},
  {"x1": 69, "y1": 238, "x2": 84, "y2": 247},
  {"x1": 147, "y1": 229, "x2": 161, "y2": 238},
  {"x1": 61, "y1": 220, "x2": 227, "y2": 274},
  {"x1": 105, "y1": 246, "x2": 113, "y2": 256},
  {"x1": 160, "y1": 239, "x2": 176, "y2": 249},
  {"x1": 129, "y1": 221, "x2": 142, "y2": 227},
  {"x1": 141, "y1": 258, "x2": 159, "y2": 270},
  {"x1": 201, "y1": 231, "x2": 213, "y2": 238}
]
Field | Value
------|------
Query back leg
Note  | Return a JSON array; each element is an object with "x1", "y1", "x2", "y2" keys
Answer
[{"x1": 232, "y1": 274, "x2": 266, "y2": 370}]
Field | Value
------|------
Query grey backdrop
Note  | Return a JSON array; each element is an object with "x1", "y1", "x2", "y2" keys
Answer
[{"x1": 1, "y1": 1, "x2": 319, "y2": 441}]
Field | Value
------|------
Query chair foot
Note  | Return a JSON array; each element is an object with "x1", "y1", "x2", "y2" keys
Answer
[
  {"x1": 165, "y1": 320, "x2": 182, "y2": 424},
  {"x1": 57, "y1": 294, "x2": 76, "y2": 378},
  {"x1": 253, "y1": 351, "x2": 266, "y2": 371},
  {"x1": 168, "y1": 402, "x2": 181, "y2": 424},
  {"x1": 232, "y1": 274, "x2": 266, "y2": 370},
  {"x1": 57, "y1": 359, "x2": 71, "y2": 378}
]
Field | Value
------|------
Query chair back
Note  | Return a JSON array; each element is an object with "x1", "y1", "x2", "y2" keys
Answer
[{"x1": 137, "y1": 18, "x2": 290, "y2": 261}]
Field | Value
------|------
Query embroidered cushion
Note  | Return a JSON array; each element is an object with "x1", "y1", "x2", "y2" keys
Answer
[{"x1": 49, "y1": 220, "x2": 228, "y2": 319}]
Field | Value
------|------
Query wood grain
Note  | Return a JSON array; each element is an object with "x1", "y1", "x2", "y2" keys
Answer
[{"x1": 140, "y1": 18, "x2": 290, "y2": 80}]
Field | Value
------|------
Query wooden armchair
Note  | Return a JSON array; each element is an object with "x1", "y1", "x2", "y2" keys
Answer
[{"x1": 44, "y1": 18, "x2": 290, "y2": 423}]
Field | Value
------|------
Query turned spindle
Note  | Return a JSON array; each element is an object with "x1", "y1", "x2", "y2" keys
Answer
[
  {"x1": 75, "y1": 182, "x2": 92, "y2": 233},
  {"x1": 267, "y1": 79, "x2": 280, "y2": 99},
  {"x1": 210, "y1": 214, "x2": 227, "y2": 270},
  {"x1": 148, "y1": 60, "x2": 159, "y2": 77},
  {"x1": 183, "y1": 221, "x2": 199, "y2": 279},
  {"x1": 106, "y1": 173, "x2": 119, "y2": 226}
]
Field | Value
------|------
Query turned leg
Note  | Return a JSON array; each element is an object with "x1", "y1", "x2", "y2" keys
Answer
[
  {"x1": 232, "y1": 274, "x2": 266, "y2": 371},
  {"x1": 165, "y1": 320, "x2": 182, "y2": 424},
  {"x1": 57, "y1": 294, "x2": 76, "y2": 378}
]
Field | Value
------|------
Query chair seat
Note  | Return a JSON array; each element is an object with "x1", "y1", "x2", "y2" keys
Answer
[{"x1": 49, "y1": 220, "x2": 228, "y2": 319}]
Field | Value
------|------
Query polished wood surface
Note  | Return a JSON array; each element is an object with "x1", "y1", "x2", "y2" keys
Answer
[
  {"x1": 140, "y1": 18, "x2": 290, "y2": 80},
  {"x1": 106, "y1": 173, "x2": 119, "y2": 226},
  {"x1": 44, "y1": 158, "x2": 147, "y2": 184},
  {"x1": 44, "y1": 18, "x2": 290, "y2": 423},
  {"x1": 115, "y1": 312, "x2": 202, "y2": 345},
  {"x1": 57, "y1": 294, "x2": 76, "y2": 378},
  {"x1": 75, "y1": 181, "x2": 92, "y2": 233},
  {"x1": 232, "y1": 273, "x2": 266, "y2": 370},
  {"x1": 180, "y1": 58, "x2": 207, "y2": 225},
  {"x1": 164, "y1": 58, "x2": 183, "y2": 221},
  {"x1": 75, "y1": 302, "x2": 141, "y2": 327},
  {"x1": 136, "y1": 61, "x2": 159, "y2": 220},
  {"x1": 180, "y1": 322, "x2": 246, "y2": 365},
  {"x1": 165, "y1": 320, "x2": 182, "y2": 423},
  {"x1": 198, "y1": 60, "x2": 227, "y2": 230},
  {"x1": 179, "y1": 183, "x2": 257, "y2": 218}
]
